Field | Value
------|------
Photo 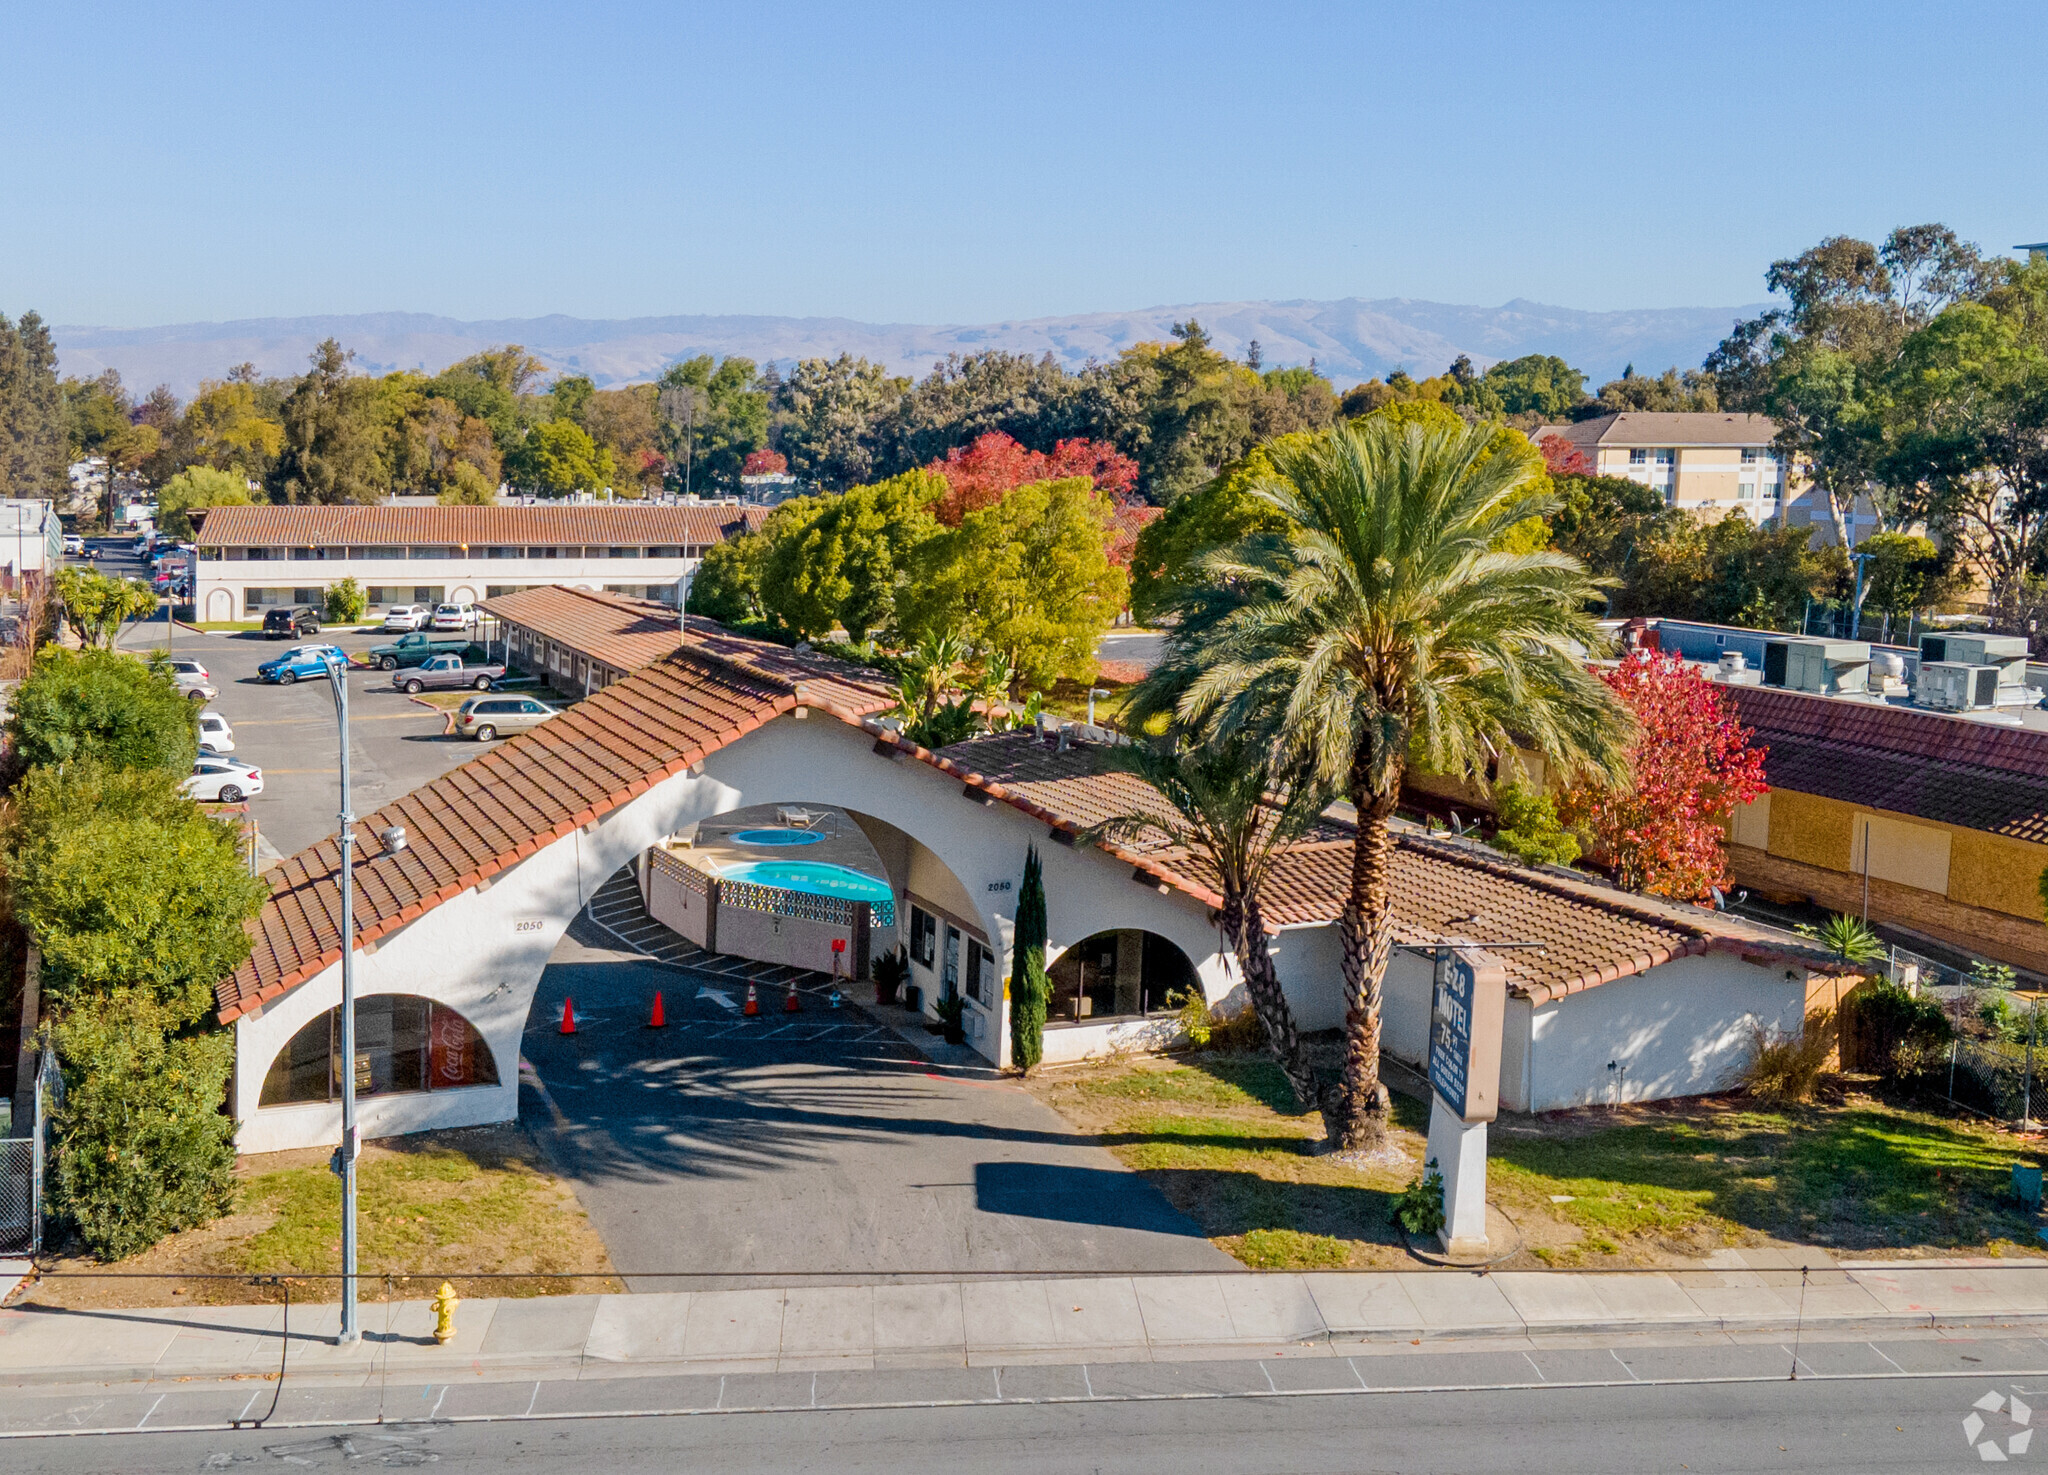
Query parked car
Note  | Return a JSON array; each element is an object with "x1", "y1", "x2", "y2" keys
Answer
[
  {"x1": 174, "y1": 673, "x2": 217, "y2": 703},
  {"x1": 197, "y1": 710, "x2": 235, "y2": 754},
  {"x1": 366, "y1": 631, "x2": 487, "y2": 670},
  {"x1": 263, "y1": 605, "x2": 323, "y2": 638},
  {"x1": 454, "y1": 693, "x2": 558, "y2": 740},
  {"x1": 183, "y1": 755, "x2": 263, "y2": 803},
  {"x1": 61, "y1": 534, "x2": 83, "y2": 555},
  {"x1": 396, "y1": 654, "x2": 505, "y2": 694},
  {"x1": 381, "y1": 604, "x2": 432, "y2": 632},
  {"x1": 257, "y1": 643, "x2": 349, "y2": 684},
  {"x1": 169, "y1": 658, "x2": 210, "y2": 683},
  {"x1": 429, "y1": 602, "x2": 478, "y2": 631}
]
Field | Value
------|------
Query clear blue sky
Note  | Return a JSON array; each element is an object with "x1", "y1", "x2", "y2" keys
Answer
[{"x1": 4, "y1": 1, "x2": 2042, "y2": 328}]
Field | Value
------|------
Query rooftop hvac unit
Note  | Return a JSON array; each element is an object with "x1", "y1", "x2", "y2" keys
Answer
[
  {"x1": 1915, "y1": 661, "x2": 2002, "y2": 712},
  {"x1": 1762, "y1": 637, "x2": 1871, "y2": 695},
  {"x1": 1921, "y1": 632, "x2": 2030, "y2": 668}
]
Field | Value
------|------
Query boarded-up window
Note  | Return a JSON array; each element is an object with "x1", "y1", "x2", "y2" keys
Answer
[{"x1": 1849, "y1": 812, "x2": 1952, "y2": 894}]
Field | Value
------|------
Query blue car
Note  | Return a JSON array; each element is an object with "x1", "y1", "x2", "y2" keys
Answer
[{"x1": 257, "y1": 644, "x2": 350, "y2": 685}]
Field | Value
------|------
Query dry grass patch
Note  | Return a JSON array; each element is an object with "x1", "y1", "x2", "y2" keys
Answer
[{"x1": 21, "y1": 1124, "x2": 619, "y2": 1310}]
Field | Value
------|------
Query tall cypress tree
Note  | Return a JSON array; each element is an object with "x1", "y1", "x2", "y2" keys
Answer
[
  {"x1": 1009, "y1": 844, "x2": 1048, "y2": 1074},
  {"x1": 0, "y1": 311, "x2": 67, "y2": 498}
]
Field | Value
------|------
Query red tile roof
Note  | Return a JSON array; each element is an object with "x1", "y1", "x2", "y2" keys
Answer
[
  {"x1": 218, "y1": 635, "x2": 895, "y2": 1023},
  {"x1": 1723, "y1": 684, "x2": 2048, "y2": 844},
  {"x1": 222, "y1": 660, "x2": 1832, "y2": 1024},
  {"x1": 193, "y1": 503, "x2": 769, "y2": 548}
]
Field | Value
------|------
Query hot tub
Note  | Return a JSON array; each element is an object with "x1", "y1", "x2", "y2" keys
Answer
[{"x1": 730, "y1": 828, "x2": 826, "y2": 847}]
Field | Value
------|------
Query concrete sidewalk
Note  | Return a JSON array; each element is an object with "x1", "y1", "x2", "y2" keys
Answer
[{"x1": 7, "y1": 1255, "x2": 2048, "y2": 1386}]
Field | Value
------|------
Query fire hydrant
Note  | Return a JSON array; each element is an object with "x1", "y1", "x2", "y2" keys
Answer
[{"x1": 430, "y1": 1281, "x2": 460, "y2": 1345}]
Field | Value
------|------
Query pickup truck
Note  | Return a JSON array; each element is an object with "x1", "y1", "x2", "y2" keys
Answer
[
  {"x1": 366, "y1": 632, "x2": 489, "y2": 671},
  {"x1": 394, "y1": 654, "x2": 505, "y2": 694}
]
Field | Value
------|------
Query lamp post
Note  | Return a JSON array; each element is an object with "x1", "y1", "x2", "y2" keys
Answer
[{"x1": 321, "y1": 651, "x2": 362, "y2": 1343}]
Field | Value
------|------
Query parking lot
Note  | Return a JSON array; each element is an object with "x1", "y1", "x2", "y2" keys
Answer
[{"x1": 112, "y1": 614, "x2": 495, "y2": 863}]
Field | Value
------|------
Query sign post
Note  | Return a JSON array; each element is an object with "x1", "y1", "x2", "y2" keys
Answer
[{"x1": 1424, "y1": 945, "x2": 1508, "y2": 1257}]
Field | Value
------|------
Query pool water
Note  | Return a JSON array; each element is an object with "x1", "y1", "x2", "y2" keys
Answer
[
  {"x1": 718, "y1": 860, "x2": 894, "y2": 907},
  {"x1": 731, "y1": 828, "x2": 825, "y2": 847}
]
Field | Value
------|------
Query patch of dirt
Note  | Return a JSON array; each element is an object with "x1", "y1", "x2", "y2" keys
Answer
[{"x1": 14, "y1": 1123, "x2": 620, "y2": 1310}]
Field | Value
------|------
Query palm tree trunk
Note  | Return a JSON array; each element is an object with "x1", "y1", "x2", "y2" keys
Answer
[
  {"x1": 1221, "y1": 886, "x2": 1319, "y2": 1116},
  {"x1": 1332, "y1": 765, "x2": 1401, "y2": 1153}
]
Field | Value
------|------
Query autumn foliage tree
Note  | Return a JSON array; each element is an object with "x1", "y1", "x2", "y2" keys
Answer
[
  {"x1": 1558, "y1": 652, "x2": 1769, "y2": 899},
  {"x1": 742, "y1": 448, "x2": 788, "y2": 475},
  {"x1": 927, "y1": 432, "x2": 1138, "y2": 524}
]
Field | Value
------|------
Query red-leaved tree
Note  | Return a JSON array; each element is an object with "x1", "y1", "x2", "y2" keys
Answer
[
  {"x1": 1557, "y1": 652, "x2": 1769, "y2": 899},
  {"x1": 1539, "y1": 435, "x2": 1594, "y2": 477},
  {"x1": 742, "y1": 448, "x2": 788, "y2": 475},
  {"x1": 927, "y1": 432, "x2": 1138, "y2": 525}
]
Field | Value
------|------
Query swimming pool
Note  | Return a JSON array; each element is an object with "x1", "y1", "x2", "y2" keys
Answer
[
  {"x1": 719, "y1": 859, "x2": 895, "y2": 914},
  {"x1": 731, "y1": 828, "x2": 825, "y2": 847}
]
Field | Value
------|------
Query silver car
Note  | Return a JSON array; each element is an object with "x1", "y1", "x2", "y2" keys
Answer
[{"x1": 454, "y1": 694, "x2": 558, "y2": 740}]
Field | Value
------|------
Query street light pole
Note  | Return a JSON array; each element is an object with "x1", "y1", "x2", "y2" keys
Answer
[{"x1": 323, "y1": 652, "x2": 360, "y2": 1345}]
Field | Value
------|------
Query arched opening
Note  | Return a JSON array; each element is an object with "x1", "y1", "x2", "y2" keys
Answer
[
  {"x1": 1045, "y1": 930, "x2": 1199, "y2": 1026},
  {"x1": 206, "y1": 588, "x2": 233, "y2": 622},
  {"x1": 259, "y1": 995, "x2": 500, "y2": 1108}
]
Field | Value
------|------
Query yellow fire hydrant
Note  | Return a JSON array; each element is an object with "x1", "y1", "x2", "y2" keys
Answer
[{"x1": 430, "y1": 1281, "x2": 460, "y2": 1345}]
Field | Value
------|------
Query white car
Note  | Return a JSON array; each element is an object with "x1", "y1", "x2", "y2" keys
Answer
[
  {"x1": 169, "y1": 658, "x2": 210, "y2": 683},
  {"x1": 197, "y1": 711, "x2": 235, "y2": 754},
  {"x1": 382, "y1": 604, "x2": 432, "y2": 631},
  {"x1": 429, "y1": 602, "x2": 478, "y2": 631},
  {"x1": 183, "y1": 755, "x2": 263, "y2": 803},
  {"x1": 61, "y1": 534, "x2": 83, "y2": 555}
]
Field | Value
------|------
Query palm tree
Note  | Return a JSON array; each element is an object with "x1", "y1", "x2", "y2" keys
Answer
[
  {"x1": 1085, "y1": 729, "x2": 1332, "y2": 1115},
  {"x1": 1169, "y1": 417, "x2": 1630, "y2": 1154}
]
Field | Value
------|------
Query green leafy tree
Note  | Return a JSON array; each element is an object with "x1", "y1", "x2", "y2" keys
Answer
[
  {"x1": 1479, "y1": 354, "x2": 1589, "y2": 418},
  {"x1": 1165, "y1": 416, "x2": 1628, "y2": 1152},
  {"x1": 269, "y1": 339, "x2": 387, "y2": 504},
  {"x1": 5, "y1": 760, "x2": 265, "y2": 1258},
  {"x1": 659, "y1": 356, "x2": 770, "y2": 493},
  {"x1": 774, "y1": 355, "x2": 909, "y2": 491},
  {"x1": 1087, "y1": 727, "x2": 1332, "y2": 1113},
  {"x1": 759, "y1": 471, "x2": 942, "y2": 642},
  {"x1": 53, "y1": 566, "x2": 158, "y2": 648},
  {"x1": 518, "y1": 418, "x2": 614, "y2": 497},
  {"x1": 1008, "y1": 844, "x2": 1048, "y2": 1074},
  {"x1": 1856, "y1": 530, "x2": 1951, "y2": 633},
  {"x1": 176, "y1": 377, "x2": 285, "y2": 480},
  {"x1": 7, "y1": 645, "x2": 196, "y2": 772},
  {"x1": 1587, "y1": 366, "x2": 1718, "y2": 416},
  {"x1": 1485, "y1": 782, "x2": 1581, "y2": 867},
  {"x1": 897, "y1": 478, "x2": 1128, "y2": 691},
  {"x1": 1616, "y1": 510, "x2": 1846, "y2": 629},
  {"x1": 157, "y1": 464, "x2": 258, "y2": 539},
  {"x1": 325, "y1": 576, "x2": 367, "y2": 623},
  {"x1": 436, "y1": 459, "x2": 498, "y2": 505},
  {"x1": 690, "y1": 528, "x2": 772, "y2": 626},
  {"x1": 1128, "y1": 441, "x2": 1299, "y2": 624}
]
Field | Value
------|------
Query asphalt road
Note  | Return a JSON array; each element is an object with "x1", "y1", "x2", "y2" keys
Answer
[
  {"x1": 524, "y1": 905, "x2": 1235, "y2": 1287},
  {"x1": 1, "y1": 1347, "x2": 2033, "y2": 1472},
  {"x1": 92, "y1": 544, "x2": 489, "y2": 861}
]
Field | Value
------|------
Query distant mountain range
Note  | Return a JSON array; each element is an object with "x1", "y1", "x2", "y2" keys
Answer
[{"x1": 52, "y1": 297, "x2": 1769, "y2": 399}]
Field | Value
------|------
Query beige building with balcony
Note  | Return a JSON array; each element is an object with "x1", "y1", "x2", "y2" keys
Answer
[{"x1": 1533, "y1": 412, "x2": 1879, "y2": 543}]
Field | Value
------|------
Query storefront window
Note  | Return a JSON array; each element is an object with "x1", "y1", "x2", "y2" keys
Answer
[{"x1": 259, "y1": 996, "x2": 499, "y2": 1107}]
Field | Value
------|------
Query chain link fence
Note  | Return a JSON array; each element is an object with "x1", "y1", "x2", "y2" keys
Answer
[{"x1": 0, "y1": 1048, "x2": 58, "y2": 1257}]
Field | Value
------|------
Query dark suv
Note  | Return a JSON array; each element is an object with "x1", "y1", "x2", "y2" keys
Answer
[{"x1": 262, "y1": 605, "x2": 322, "y2": 639}]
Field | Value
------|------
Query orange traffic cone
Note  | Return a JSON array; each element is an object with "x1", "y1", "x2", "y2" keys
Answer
[
  {"x1": 784, "y1": 982, "x2": 801, "y2": 1013},
  {"x1": 559, "y1": 997, "x2": 576, "y2": 1034},
  {"x1": 743, "y1": 983, "x2": 759, "y2": 1017},
  {"x1": 647, "y1": 991, "x2": 666, "y2": 1029}
]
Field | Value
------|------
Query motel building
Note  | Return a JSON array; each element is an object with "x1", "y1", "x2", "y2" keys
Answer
[
  {"x1": 188, "y1": 503, "x2": 769, "y2": 624},
  {"x1": 218, "y1": 592, "x2": 1855, "y2": 1156}
]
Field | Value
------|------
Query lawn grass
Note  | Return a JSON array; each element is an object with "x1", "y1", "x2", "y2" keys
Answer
[
  {"x1": 24, "y1": 1125, "x2": 619, "y2": 1309},
  {"x1": 1025, "y1": 1050, "x2": 2048, "y2": 1271}
]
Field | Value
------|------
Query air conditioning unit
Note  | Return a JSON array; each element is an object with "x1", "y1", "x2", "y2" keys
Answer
[
  {"x1": 1915, "y1": 661, "x2": 2002, "y2": 712},
  {"x1": 1921, "y1": 632, "x2": 2030, "y2": 699},
  {"x1": 1762, "y1": 637, "x2": 1871, "y2": 695}
]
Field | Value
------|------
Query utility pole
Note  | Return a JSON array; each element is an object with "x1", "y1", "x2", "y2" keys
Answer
[{"x1": 322, "y1": 652, "x2": 360, "y2": 1345}]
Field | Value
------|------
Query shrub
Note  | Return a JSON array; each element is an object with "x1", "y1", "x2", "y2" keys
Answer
[
  {"x1": 1796, "y1": 913, "x2": 1888, "y2": 964},
  {"x1": 1395, "y1": 1160, "x2": 1447, "y2": 1236},
  {"x1": 50, "y1": 999, "x2": 236, "y2": 1260},
  {"x1": 1844, "y1": 980, "x2": 1952, "y2": 1076},
  {"x1": 1170, "y1": 986, "x2": 1213, "y2": 1048},
  {"x1": 1486, "y1": 781, "x2": 1580, "y2": 867},
  {"x1": 325, "y1": 577, "x2": 367, "y2": 623},
  {"x1": 7, "y1": 645, "x2": 196, "y2": 776},
  {"x1": 1745, "y1": 1008, "x2": 1836, "y2": 1103},
  {"x1": 1207, "y1": 1003, "x2": 1265, "y2": 1053},
  {"x1": 1008, "y1": 845, "x2": 1047, "y2": 1074}
]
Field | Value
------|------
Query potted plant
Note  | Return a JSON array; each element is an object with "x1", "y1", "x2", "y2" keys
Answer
[
  {"x1": 873, "y1": 946, "x2": 909, "y2": 1007},
  {"x1": 934, "y1": 990, "x2": 967, "y2": 1045}
]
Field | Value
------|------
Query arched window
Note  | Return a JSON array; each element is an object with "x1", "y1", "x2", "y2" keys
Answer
[
  {"x1": 260, "y1": 996, "x2": 499, "y2": 1108},
  {"x1": 1045, "y1": 930, "x2": 1198, "y2": 1023}
]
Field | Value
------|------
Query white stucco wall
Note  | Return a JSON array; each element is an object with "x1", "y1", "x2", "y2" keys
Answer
[{"x1": 236, "y1": 712, "x2": 1240, "y2": 1150}]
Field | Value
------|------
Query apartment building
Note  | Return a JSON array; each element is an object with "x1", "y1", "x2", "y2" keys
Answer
[
  {"x1": 188, "y1": 503, "x2": 769, "y2": 623},
  {"x1": 1532, "y1": 412, "x2": 1879, "y2": 542}
]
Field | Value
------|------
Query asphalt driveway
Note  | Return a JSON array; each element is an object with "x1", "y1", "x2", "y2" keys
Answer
[{"x1": 522, "y1": 896, "x2": 1236, "y2": 1289}]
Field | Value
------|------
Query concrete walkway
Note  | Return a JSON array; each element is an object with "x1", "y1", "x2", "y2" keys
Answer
[{"x1": 8, "y1": 1257, "x2": 2048, "y2": 1386}]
